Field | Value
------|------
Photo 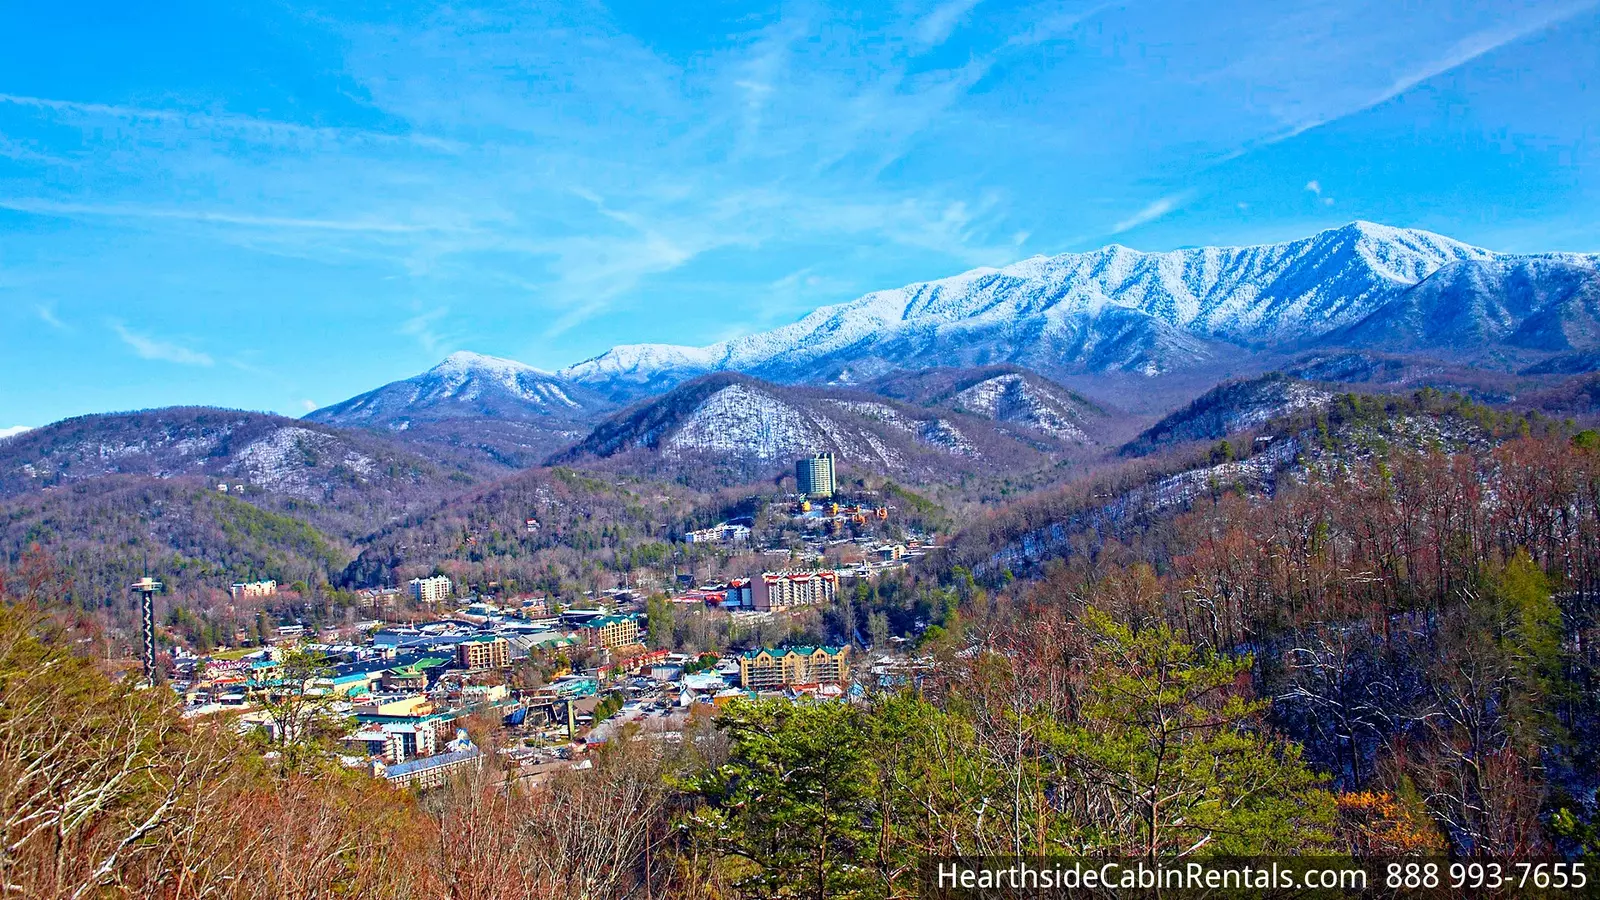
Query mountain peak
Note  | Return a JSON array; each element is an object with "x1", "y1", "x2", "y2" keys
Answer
[{"x1": 431, "y1": 351, "x2": 549, "y2": 378}]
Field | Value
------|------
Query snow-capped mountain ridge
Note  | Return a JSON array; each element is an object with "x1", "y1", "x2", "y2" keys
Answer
[
  {"x1": 306, "y1": 351, "x2": 615, "y2": 468},
  {"x1": 561, "y1": 222, "x2": 1557, "y2": 390},
  {"x1": 309, "y1": 352, "x2": 602, "y2": 426}
]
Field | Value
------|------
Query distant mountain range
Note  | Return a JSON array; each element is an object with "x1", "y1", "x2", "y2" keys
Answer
[
  {"x1": 16, "y1": 221, "x2": 1600, "y2": 612},
  {"x1": 10, "y1": 221, "x2": 1600, "y2": 524},
  {"x1": 558, "y1": 221, "x2": 1597, "y2": 393},
  {"x1": 278, "y1": 220, "x2": 1600, "y2": 482},
  {"x1": 306, "y1": 352, "x2": 613, "y2": 468}
]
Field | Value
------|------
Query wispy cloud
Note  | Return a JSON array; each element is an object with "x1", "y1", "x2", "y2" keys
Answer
[
  {"x1": 0, "y1": 92, "x2": 462, "y2": 152},
  {"x1": 0, "y1": 426, "x2": 31, "y2": 441},
  {"x1": 1243, "y1": 0, "x2": 1599, "y2": 153},
  {"x1": 1007, "y1": 0, "x2": 1123, "y2": 47},
  {"x1": 914, "y1": 0, "x2": 984, "y2": 49},
  {"x1": 1305, "y1": 180, "x2": 1335, "y2": 205},
  {"x1": 399, "y1": 308, "x2": 456, "y2": 357},
  {"x1": 111, "y1": 323, "x2": 214, "y2": 366},
  {"x1": 0, "y1": 198, "x2": 454, "y2": 234},
  {"x1": 36, "y1": 303, "x2": 67, "y2": 330},
  {"x1": 1112, "y1": 193, "x2": 1189, "y2": 234}
]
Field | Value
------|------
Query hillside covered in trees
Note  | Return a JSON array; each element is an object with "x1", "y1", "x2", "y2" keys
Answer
[{"x1": 9, "y1": 403, "x2": 1600, "y2": 895}]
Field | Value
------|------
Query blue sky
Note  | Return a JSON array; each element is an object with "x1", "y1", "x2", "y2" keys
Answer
[{"x1": 1, "y1": 0, "x2": 1596, "y2": 429}]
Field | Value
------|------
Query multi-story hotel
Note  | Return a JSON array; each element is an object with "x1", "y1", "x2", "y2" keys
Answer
[
  {"x1": 456, "y1": 635, "x2": 511, "y2": 670},
  {"x1": 739, "y1": 645, "x2": 851, "y2": 689},
  {"x1": 577, "y1": 614, "x2": 640, "y2": 650},
  {"x1": 752, "y1": 569, "x2": 839, "y2": 611},
  {"x1": 408, "y1": 575, "x2": 453, "y2": 604},
  {"x1": 229, "y1": 579, "x2": 278, "y2": 599},
  {"x1": 796, "y1": 452, "x2": 836, "y2": 499}
]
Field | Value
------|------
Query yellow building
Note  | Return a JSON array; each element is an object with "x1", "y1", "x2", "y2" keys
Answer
[
  {"x1": 578, "y1": 615, "x2": 640, "y2": 650},
  {"x1": 738, "y1": 645, "x2": 850, "y2": 690}
]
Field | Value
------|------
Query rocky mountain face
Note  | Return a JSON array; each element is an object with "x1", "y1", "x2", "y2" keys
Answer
[
  {"x1": 552, "y1": 373, "x2": 1106, "y2": 487},
  {"x1": 307, "y1": 352, "x2": 613, "y2": 467},
  {"x1": 560, "y1": 222, "x2": 1599, "y2": 394}
]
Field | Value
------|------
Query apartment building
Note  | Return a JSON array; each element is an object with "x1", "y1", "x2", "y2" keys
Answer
[
  {"x1": 739, "y1": 645, "x2": 851, "y2": 690},
  {"x1": 752, "y1": 569, "x2": 839, "y2": 612}
]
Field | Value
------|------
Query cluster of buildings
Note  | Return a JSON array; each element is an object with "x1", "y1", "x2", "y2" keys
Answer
[
  {"x1": 666, "y1": 569, "x2": 840, "y2": 612},
  {"x1": 176, "y1": 575, "x2": 867, "y2": 792}
]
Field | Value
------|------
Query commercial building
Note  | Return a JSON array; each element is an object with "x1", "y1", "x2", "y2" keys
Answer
[
  {"x1": 739, "y1": 645, "x2": 851, "y2": 690},
  {"x1": 796, "y1": 452, "x2": 836, "y2": 499},
  {"x1": 381, "y1": 656, "x2": 449, "y2": 691},
  {"x1": 753, "y1": 570, "x2": 839, "y2": 611},
  {"x1": 457, "y1": 635, "x2": 511, "y2": 670},
  {"x1": 408, "y1": 575, "x2": 452, "y2": 604},
  {"x1": 576, "y1": 615, "x2": 640, "y2": 650}
]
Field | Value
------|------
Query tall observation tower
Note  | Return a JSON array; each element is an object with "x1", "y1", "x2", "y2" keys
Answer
[{"x1": 131, "y1": 576, "x2": 163, "y2": 687}]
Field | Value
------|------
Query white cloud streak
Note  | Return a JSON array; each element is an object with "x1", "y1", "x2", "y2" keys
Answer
[
  {"x1": 111, "y1": 323, "x2": 214, "y2": 366},
  {"x1": 1254, "y1": 0, "x2": 1599, "y2": 150},
  {"x1": 1112, "y1": 193, "x2": 1189, "y2": 234},
  {"x1": 36, "y1": 303, "x2": 67, "y2": 330},
  {"x1": 0, "y1": 92, "x2": 462, "y2": 152},
  {"x1": 0, "y1": 199, "x2": 454, "y2": 234},
  {"x1": 914, "y1": 0, "x2": 985, "y2": 48}
]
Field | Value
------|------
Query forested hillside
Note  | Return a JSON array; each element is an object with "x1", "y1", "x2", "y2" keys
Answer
[
  {"x1": 0, "y1": 477, "x2": 349, "y2": 635},
  {"x1": 11, "y1": 423, "x2": 1600, "y2": 896},
  {"x1": 341, "y1": 467, "x2": 706, "y2": 596}
]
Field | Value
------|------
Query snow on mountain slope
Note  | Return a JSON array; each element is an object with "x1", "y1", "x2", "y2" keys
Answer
[
  {"x1": 0, "y1": 407, "x2": 467, "y2": 538},
  {"x1": 311, "y1": 352, "x2": 601, "y2": 424},
  {"x1": 1330, "y1": 256, "x2": 1600, "y2": 353},
  {"x1": 555, "y1": 373, "x2": 1091, "y2": 485},
  {"x1": 308, "y1": 352, "x2": 615, "y2": 468},
  {"x1": 1120, "y1": 374, "x2": 1334, "y2": 457},
  {"x1": 950, "y1": 373, "x2": 1091, "y2": 443},
  {"x1": 561, "y1": 222, "x2": 1496, "y2": 390},
  {"x1": 560, "y1": 344, "x2": 721, "y2": 397},
  {"x1": 665, "y1": 383, "x2": 826, "y2": 462}
]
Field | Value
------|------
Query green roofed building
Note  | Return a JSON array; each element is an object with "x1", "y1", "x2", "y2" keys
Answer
[
  {"x1": 381, "y1": 655, "x2": 449, "y2": 691},
  {"x1": 738, "y1": 645, "x2": 850, "y2": 690},
  {"x1": 576, "y1": 615, "x2": 640, "y2": 650}
]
